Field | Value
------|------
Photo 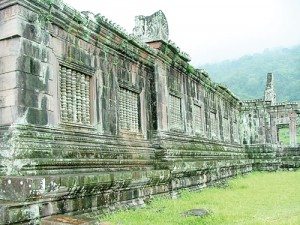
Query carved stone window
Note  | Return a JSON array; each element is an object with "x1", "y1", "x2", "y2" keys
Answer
[
  {"x1": 169, "y1": 94, "x2": 183, "y2": 131},
  {"x1": 118, "y1": 88, "x2": 139, "y2": 133},
  {"x1": 60, "y1": 66, "x2": 91, "y2": 125},
  {"x1": 194, "y1": 104, "x2": 202, "y2": 134}
]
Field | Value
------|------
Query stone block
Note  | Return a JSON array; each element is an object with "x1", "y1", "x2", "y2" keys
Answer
[
  {"x1": 25, "y1": 107, "x2": 49, "y2": 125},
  {"x1": 20, "y1": 38, "x2": 42, "y2": 59},
  {"x1": 21, "y1": 21, "x2": 43, "y2": 44},
  {"x1": 0, "y1": 55, "x2": 18, "y2": 75},
  {"x1": 0, "y1": 176, "x2": 46, "y2": 201},
  {"x1": 0, "y1": 5, "x2": 20, "y2": 22},
  {"x1": 0, "y1": 105, "x2": 26, "y2": 125},
  {"x1": 0, "y1": 89, "x2": 17, "y2": 107},
  {"x1": 17, "y1": 72, "x2": 48, "y2": 93},
  {"x1": 0, "y1": 18, "x2": 21, "y2": 40},
  {"x1": 0, "y1": 106, "x2": 16, "y2": 124},
  {"x1": 41, "y1": 215, "x2": 99, "y2": 225},
  {"x1": 17, "y1": 55, "x2": 41, "y2": 75},
  {"x1": 0, "y1": 72, "x2": 18, "y2": 91},
  {"x1": 0, "y1": 37, "x2": 21, "y2": 58}
]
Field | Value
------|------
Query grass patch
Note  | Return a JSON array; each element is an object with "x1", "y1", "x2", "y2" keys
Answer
[
  {"x1": 100, "y1": 170, "x2": 300, "y2": 225},
  {"x1": 278, "y1": 127, "x2": 300, "y2": 145},
  {"x1": 278, "y1": 127, "x2": 290, "y2": 145}
]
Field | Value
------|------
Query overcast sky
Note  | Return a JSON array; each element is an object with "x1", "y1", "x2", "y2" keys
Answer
[{"x1": 63, "y1": 0, "x2": 300, "y2": 66}]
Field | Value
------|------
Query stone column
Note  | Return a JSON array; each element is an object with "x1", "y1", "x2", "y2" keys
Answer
[
  {"x1": 270, "y1": 112, "x2": 278, "y2": 145},
  {"x1": 289, "y1": 112, "x2": 297, "y2": 147},
  {"x1": 154, "y1": 60, "x2": 169, "y2": 132},
  {"x1": 139, "y1": 76, "x2": 148, "y2": 139},
  {"x1": 0, "y1": 3, "x2": 59, "y2": 126},
  {"x1": 0, "y1": 4, "x2": 27, "y2": 125}
]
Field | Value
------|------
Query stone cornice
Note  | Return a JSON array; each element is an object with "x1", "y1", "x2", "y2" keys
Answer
[
  {"x1": 5, "y1": 0, "x2": 244, "y2": 106},
  {"x1": 12, "y1": 0, "x2": 157, "y2": 66},
  {"x1": 0, "y1": 0, "x2": 19, "y2": 9}
]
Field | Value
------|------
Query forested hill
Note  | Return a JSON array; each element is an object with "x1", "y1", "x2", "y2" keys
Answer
[{"x1": 202, "y1": 45, "x2": 300, "y2": 101}]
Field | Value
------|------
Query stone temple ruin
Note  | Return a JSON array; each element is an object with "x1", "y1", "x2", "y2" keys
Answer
[{"x1": 0, "y1": 0, "x2": 299, "y2": 224}]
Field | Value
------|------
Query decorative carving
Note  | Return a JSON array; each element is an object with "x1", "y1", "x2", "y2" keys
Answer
[
  {"x1": 118, "y1": 88, "x2": 139, "y2": 132},
  {"x1": 133, "y1": 10, "x2": 169, "y2": 42},
  {"x1": 60, "y1": 66, "x2": 91, "y2": 125}
]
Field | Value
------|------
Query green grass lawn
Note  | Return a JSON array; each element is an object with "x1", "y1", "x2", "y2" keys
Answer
[{"x1": 100, "y1": 170, "x2": 300, "y2": 225}]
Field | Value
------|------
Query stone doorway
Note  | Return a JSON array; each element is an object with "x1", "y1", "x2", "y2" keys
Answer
[{"x1": 277, "y1": 124, "x2": 290, "y2": 145}]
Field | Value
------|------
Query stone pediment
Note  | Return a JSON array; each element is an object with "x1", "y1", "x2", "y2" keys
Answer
[{"x1": 133, "y1": 10, "x2": 169, "y2": 42}]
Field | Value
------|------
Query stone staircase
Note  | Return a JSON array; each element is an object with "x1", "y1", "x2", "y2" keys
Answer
[{"x1": 281, "y1": 146, "x2": 300, "y2": 169}]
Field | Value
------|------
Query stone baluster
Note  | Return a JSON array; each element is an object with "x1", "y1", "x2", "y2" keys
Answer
[
  {"x1": 125, "y1": 90, "x2": 130, "y2": 130},
  {"x1": 81, "y1": 74, "x2": 86, "y2": 124},
  {"x1": 71, "y1": 70, "x2": 77, "y2": 122},
  {"x1": 66, "y1": 68, "x2": 72, "y2": 122},
  {"x1": 59, "y1": 66, "x2": 91, "y2": 125},
  {"x1": 60, "y1": 66, "x2": 67, "y2": 122},
  {"x1": 85, "y1": 75, "x2": 90, "y2": 124},
  {"x1": 76, "y1": 72, "x2": 82, "y2": 124},
  {"x1": 118, "y1": 89, "x2": 124, "y2": 129},
  {"x1": 132, "y1": 91, "x2": 138, "y2": 132}
]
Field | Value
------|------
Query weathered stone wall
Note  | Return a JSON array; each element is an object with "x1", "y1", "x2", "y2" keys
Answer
[
  {"x1": 240, "y1": 77, "x2": 299, "y2": 170},
  {"x1": 240, "y1": 100, "x2": 272, "y2": 145},
  {"x1": 240, "y1": 72, "x2": 299, "y2": 147},
  {"x1": 245, "y1": 144, "x2": 281, "y2": 171},
  {"x1": 240, "y1": 100, "x2": 299, "y2": 146},
  {"x1": 0, "y1": 0, "x2": 299, "y2": 224},
  {"x1": 0, "y1": 2, "x2": 56, "y2": 127}
]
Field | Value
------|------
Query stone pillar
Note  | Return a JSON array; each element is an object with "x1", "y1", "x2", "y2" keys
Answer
[
  {"x1": 182, "y1": 77, "x2": 192, "y2": 135},
  {"x1": 0, "y1": 3, "x2": 59, "y2": 126},
  {"x1": 154, "y1": 60, "x2": 169, "y2": 132},
  {"x1": 270, "y1": 112, "x2": 278, "y2": 145},
  {"x1": 0, "y1": 4, "x2": 25, "y2": 125},
  {"x1": 289, "y1": 112, "x2": 297, "y2": 147},
  {"x1": 140, "y1": 77, "x2": 148, "y2": 139}
]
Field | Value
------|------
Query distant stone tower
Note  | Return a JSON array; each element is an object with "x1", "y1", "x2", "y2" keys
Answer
[{"x1": 264, "y1": 73, "x2": 276, "y2": 105}]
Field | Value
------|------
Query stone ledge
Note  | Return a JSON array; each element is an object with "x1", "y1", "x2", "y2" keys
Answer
[
  {"x1": 0, "y1": 170, "x2": 171, "y2": 201},
  {"x1": 41, "y1": 215, "x2": 97, "y2": 225}
]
